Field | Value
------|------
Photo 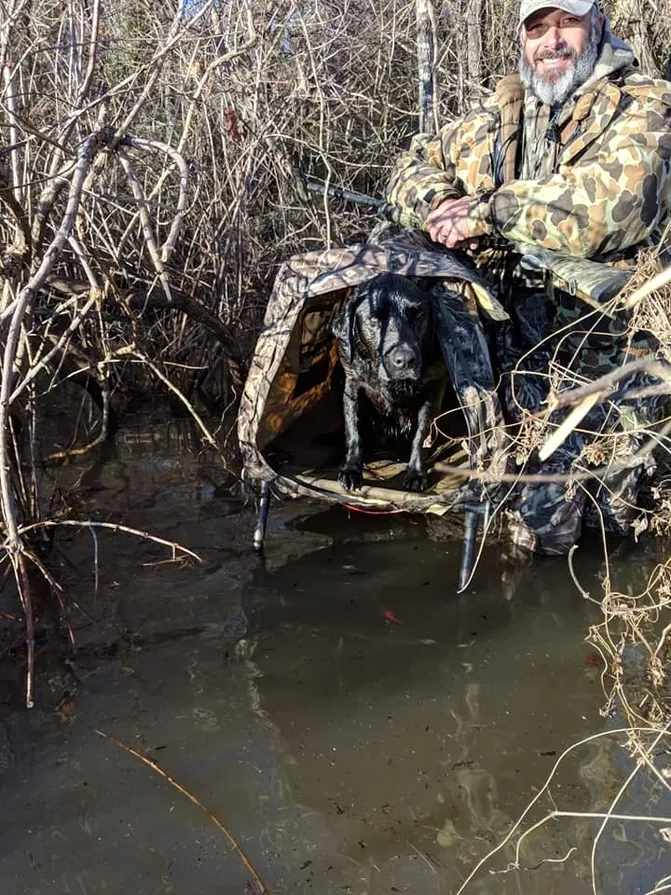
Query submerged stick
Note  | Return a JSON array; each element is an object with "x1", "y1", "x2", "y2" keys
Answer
[
  {"x1": 16, "y1": 553, "x2": 35, "y2": 708},
  {"x1": 16, "y1": 520, "x2": 201, "y2": 564},
  {"x1": 95, "y1": 729, "x2": 270, "y2": 894}
]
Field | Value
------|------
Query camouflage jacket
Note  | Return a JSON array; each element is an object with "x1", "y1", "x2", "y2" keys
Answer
[{"x1": 386, "y1": 24, "x2": 671, "y2": 263}]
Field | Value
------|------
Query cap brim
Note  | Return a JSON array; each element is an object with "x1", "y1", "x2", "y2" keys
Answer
[{"x1": 520, "y1": 1, "x2": 595, "y2": 26}]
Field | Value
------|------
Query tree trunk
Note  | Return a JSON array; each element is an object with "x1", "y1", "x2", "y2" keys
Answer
[
  {"x1": 466, "y1": 0, "x2": 483, "y2": 88},
  {"x1": 416, "y1": 0, "x2": 439, "y2": 133}
]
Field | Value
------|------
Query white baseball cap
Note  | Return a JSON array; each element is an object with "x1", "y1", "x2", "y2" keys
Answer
[{"x1": 519, "y1": 0, "x2": 596, "y2": 26}]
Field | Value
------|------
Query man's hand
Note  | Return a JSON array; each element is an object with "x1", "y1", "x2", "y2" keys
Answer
[{"x1": 426, "y1": 196, "x2": 480, "y2": 250}]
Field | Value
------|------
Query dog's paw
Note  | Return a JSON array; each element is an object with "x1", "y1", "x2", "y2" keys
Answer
[
  {"x1": 338, "y1": 465, "x2": 363, "y2": 491},
  {"x1": 403, "y1": 467, "x2": 428, "y2": 492}
]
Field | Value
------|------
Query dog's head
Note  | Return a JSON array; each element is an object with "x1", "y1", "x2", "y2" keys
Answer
[{"x1": 333, "y1": 273, "x2": 432, "y2": 392}]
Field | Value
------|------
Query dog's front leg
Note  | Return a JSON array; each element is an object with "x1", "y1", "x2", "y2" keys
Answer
[
  {"x1": 339, "y1": 383, "x2": 364, "y2": 491},
  {"x1": 404, "y1": 392, "x2": 436, "y2": 492}
]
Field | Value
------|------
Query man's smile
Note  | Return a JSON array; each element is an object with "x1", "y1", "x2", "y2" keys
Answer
[{"x1": 534, "y1": 50, "x2": 575, "y2": 78}]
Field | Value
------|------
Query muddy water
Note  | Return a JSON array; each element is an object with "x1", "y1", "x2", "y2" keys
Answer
[{"x1": 0, "y1": 417, "x2": 669, "y2": 894}]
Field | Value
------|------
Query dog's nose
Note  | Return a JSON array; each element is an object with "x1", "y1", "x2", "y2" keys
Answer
[{"x1": 388, "y1": 346, "x2": 416, "y2": 372}]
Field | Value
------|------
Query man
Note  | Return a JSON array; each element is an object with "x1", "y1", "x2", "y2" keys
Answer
[{"x1": 385, "y1": 1, "x2": 671, "y2": 555}]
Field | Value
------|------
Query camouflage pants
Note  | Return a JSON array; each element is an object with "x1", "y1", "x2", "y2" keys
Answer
[
  {"x1": 494, "y1": 290, "x2": 664, "y2": 556},
  {"x1": 507, "y1": 413, "x2": 658, "y2": 557}
]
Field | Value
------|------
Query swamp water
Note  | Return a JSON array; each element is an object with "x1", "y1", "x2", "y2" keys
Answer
[{"x1": 0, "y1": 417, "x2": 669, "y2": 894}]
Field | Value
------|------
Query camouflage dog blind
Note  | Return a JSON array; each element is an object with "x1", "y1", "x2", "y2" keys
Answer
[{"x1": 238, "y1": 228, "x2": 508, "y2": 516}]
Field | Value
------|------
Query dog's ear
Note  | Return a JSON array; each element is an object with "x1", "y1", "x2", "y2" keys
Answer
[
  {"x1": 419, "y1": 282, "x2": 437, "y2": 319},
  {"x1": 332, "y1": 288, "x2": 365, "y2": 363}
]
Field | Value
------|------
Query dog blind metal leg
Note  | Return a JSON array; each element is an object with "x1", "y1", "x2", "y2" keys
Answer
[
  {"x1": 458, "y1": 501, "x2": 490, "y2": 590},
  {"x1": 253, "y1": 481, "x2": 271, "y2": 553},
  {"x1": 459, "y1": 505, "x2": 479, "y2": 590}
]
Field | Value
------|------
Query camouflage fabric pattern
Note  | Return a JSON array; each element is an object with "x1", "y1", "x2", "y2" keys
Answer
[
  {"x1": 494, "y1": 288, "x2": 666, "y2": 554},
  {"x1": 238, "y1": 229, "x2": 506, "y2": 514},
  {"x1": 386, "y1": 23, "x2": 671, "y2": 262},
  {"x1": 507, "y1": 368, "x2": 664, "y2": 555}
]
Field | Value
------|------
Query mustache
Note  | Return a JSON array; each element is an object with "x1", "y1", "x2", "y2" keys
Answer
[{"x1": 534, "y1": 47, "x2": 576, "y2": 62}]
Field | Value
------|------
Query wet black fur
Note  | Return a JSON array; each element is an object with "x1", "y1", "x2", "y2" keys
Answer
[{"x1": 332, "y1": 273, "x2": 447, "y2": 492}]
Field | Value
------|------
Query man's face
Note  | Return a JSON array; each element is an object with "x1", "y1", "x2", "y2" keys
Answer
[{"x1": 519, "y1": 7, "x2": 604, "y2": 105}]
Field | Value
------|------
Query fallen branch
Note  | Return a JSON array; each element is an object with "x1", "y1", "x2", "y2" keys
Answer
[
  {"x1": 15, "y1": 520, "x2": 202, "y2": 565},
  {"x1": 95, "y1": 729, "x2": 270, "y2": 894}
]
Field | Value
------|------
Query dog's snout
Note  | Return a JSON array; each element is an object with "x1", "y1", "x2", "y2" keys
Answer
[{"x1": 388, "y1": 346, "x2": 416, "y2": 372}]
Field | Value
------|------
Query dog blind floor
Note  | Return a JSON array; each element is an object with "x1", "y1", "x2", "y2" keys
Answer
[{"x1": 263, "y1": 389, "x2": 471, "y2": 503}]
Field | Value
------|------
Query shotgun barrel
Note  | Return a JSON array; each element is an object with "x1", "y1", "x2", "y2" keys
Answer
[{"x1": 304, "y1": 177, "x2": 399, "y2": 221}]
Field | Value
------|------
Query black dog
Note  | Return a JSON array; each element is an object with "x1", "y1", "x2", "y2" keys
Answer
[{"x1": 332, "y1": 273, "x2": 447, "y2": 492}]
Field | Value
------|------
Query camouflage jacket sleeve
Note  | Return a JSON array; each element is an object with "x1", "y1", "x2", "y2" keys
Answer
[
  {"x1": 476, "y1": 93, "x2": 671, "y2": 257},
  {"x1": 385, "y1": 118, "x2": 480, "y2": 229},
  {"x1": 387, "y1": 84, "x2": 671, "y2": 258}
]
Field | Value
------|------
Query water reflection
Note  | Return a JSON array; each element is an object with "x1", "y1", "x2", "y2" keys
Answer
[
  {"x1": 244, "y1": 529, "x2": 599, "y2": 892},
  {"x1": 0, "y1": 474, "x2": 669, "y2": 893}
]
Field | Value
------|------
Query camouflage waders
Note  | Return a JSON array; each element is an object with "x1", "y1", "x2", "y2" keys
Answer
[{"x1": 495, "y1": 282, "x2": 665, "y2": 555}]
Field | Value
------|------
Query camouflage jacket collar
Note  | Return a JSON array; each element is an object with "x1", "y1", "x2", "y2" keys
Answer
[
  {"x1": 521, "y1": 78, "x2": 627, "y2": 178},
  {"x1": 577, "y1": 21, "x2": 635, "y2": 96}
]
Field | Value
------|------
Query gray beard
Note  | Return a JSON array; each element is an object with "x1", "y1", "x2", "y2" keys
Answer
[{"x1": 519, "y1": 33, "x2": 599, "y2": 106}]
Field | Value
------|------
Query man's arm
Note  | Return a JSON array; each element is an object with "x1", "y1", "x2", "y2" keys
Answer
[
  {"x1": 476, "y1": 100, "x2": 670, "y2": 256},
  {"x1": 387, "y1": 94, "x2": 671, "y2": 258},
  {"x1": 385, "y1": 119, "x2": 475, "y2": 229}
]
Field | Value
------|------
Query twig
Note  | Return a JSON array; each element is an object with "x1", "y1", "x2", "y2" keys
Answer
[
  {"x1": 454, "y1": 727, "x2": 671, "y2": 894},
  {"x1": 118, "y1": 151, "x2": 173, "y2": 302},
  {"x1": 125, "y1": 138, "x2": 189, "y2": 263},
  {"x1": 73, "y1": 0, "x2": 101, "y2": 108},
  {"x1": 131, "y1": 351, "x2": 226, "y2": 463},
  {"x1": 15, "y1": 520, "x2": 201, "y2": 564},
  {"x1": 589, "y1": 721, "x2": 671, "y2": 895},
  {"x1": 176, "y1": 9, "x2": 257, "y2": 155},
  {"x1": 0, "y1": 134, "x2": 100, "y2": 707},
  {"x1": 547, "y1": 359, "x2": 671, "y2": 411},
  {"x1": 624, "y1": 264, "x2": 671, "y2": 309},
  {"x1": 437, "y1": 411, "x2": 671, "y2": 485},
  {"x1": 95, "y1": 729, "x2": 270, "y2": 894},
  {"x1": 16, "y1": 553, "x2": 35, "y2": 708},
  {"x1": 539, "y1": 392, "x2": 601, "y2": 461},
  {"x1": 567, "y1": 545, "x2": 592, "y2": 601},
  {"x1": 9, "y1": 291, "x2": 100, "y2": 404}
]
